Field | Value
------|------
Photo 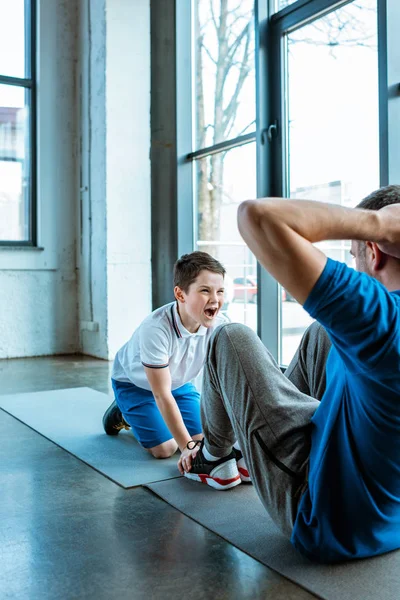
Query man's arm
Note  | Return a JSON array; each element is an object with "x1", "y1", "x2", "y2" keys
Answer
[
  {"x1": 237, "y1": 199, "x2": 382, "y2": 305},
  {"x1": 144, "y1": 366, "x2": 192, "y2": 451}
]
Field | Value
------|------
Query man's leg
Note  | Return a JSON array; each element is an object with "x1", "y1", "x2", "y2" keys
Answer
[
  {"x1": 200, "y1": 323, "x2": 320, "y2": 538},
  {"x1": 284, "y1": 321, "x2": 332, "y2": 401}
]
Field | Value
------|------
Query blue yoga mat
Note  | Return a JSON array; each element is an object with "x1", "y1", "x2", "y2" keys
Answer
[
  {"x1": 147, "y1": 477, "x2": 400, "y2": 600},
  {"x1": 0, "y1": 387, "x2": 181, "y2": 488}
]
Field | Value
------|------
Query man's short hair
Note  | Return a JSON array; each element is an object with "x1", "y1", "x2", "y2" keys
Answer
[
  {"x1": 356, "y1": 185, "x2": 400, "y2": 260},
  {"x1": 357, "y1": 184, "x2": 400, "y2": 211},
  {"x1": 173, "y1": 251, "x2": 226, "y2": 293}
]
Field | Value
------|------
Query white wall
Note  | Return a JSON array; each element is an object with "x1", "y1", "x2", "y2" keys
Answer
[
  {"x1": 78, "y1": 0, "x2": 152, "y2": 359},
  {"x1": 106, "y1": 0, "x2": 152, "y2": 358},
  {"x1": 0, "y1": 0, "x2": 79, "y2": 359},
  {"x1": 78, "y1": 0, "x2": 109, "y2": 359},
  {"x1": 0, "y1": 0, "x2": 151, "y2": 360}
]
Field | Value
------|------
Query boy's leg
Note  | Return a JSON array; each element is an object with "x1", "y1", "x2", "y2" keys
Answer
[
  {"x1": 173, "y1": 382, "x2": 203, "y2": 442},
  {"x1": 112, "y1": 380, "x2": 178, "y2": 459},
  {"x1": 200, "y1": 323, "x2": 320, "y2": 538},
  {"x1": 284, "y1": 321, "x2": 332, "y2": 401}
]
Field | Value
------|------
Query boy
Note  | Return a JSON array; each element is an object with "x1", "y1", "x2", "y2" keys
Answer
[{"x1": 102, "y1": 251, "x2": 228, "y2": 466}]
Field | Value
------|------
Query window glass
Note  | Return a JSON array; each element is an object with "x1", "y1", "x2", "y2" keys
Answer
[
  {"x1": 194, "y1": 0, "x2": 256, "y2": 149},
  {"x1": 280, "y1": 0, "x2": 379, "y2": 365},
  {"x1": 271, "y1": 0, "x2": 298, "y2": 14},
  {"x1": 0, "y1": 85, "x2": 31, "y2": 241},
  {"x1": 195, "y1": 142, "x2": 258, "y2": 331},
  {"x1": 0, "y1": 0, "x2": 26, "y2": 78}
]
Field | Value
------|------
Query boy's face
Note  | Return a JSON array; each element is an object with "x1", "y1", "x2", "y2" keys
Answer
[{"x1": 175, "y1": 270, "x2": 225, "y2": 329}]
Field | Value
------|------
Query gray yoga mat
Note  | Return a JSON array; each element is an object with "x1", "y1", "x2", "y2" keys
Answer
[
  {"x1": 0, "y1": 387, "x2": 180, "y2": 488},
  {"x1": 147, "y1": 477, "x2": 400, "y2": 600}
]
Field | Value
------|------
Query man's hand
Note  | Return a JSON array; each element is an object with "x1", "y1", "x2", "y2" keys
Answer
[
  {"x1": 178, "y1": 443, "x2": 201, "y2": 475},
  {"x1": 376, "y1": 204, "x2": 400, "y2": 258}
]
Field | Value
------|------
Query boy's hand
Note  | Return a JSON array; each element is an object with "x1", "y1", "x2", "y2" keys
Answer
[{"x1": 178, "y1": 444, "x2": 201, "y2": 475}]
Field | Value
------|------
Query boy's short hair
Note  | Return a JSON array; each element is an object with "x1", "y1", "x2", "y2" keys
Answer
[{"x1": 173, "y1": 251, "x2": 226, "y2": 293}]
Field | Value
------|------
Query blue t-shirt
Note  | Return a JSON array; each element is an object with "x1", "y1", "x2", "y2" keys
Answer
[{"x1": 291, "y1": 258, "x2": 400, "y2": 563}]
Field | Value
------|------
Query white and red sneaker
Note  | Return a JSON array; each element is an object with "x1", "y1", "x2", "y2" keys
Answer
[
  {"x1": 184, "y1": 440, "x2": 241, "y2": 490},
  {"x1": 233, "y1": 448, "x2": 252, "y2": 483}
]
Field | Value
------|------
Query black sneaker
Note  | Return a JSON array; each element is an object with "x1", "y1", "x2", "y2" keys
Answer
[
  {"x1": 102, "y1": 400, "x2": 130, "y2": 435},
  {"x1": 233, "y1": 447, "x2": 251, "y2": 483},
  {"x1": 184, "y1": 440, "x2": 241, "y2": 490}
]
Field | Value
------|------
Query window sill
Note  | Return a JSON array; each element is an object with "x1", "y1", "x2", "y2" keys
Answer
[{"x1": 0, "y1": 246, "x2": 45, "y2": 251}]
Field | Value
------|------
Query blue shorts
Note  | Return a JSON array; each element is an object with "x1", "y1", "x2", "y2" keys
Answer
[{"x1": 111, "y1": 378, "x2": 202, "y2": 448}]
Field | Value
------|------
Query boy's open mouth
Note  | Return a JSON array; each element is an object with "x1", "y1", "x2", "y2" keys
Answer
[{"x1": 204, "y1": 307, "x2": 218, "y2": 318}]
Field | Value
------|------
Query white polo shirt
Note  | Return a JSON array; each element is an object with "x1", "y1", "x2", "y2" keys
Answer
[{"x1": 111, "y1": 301, "x2": 228, "y2": 391}]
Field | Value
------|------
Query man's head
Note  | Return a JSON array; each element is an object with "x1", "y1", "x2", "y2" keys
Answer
[
  {"x1": 173, "y1": 252, "x2": 226, "y2": 330},
  {"x1": 351, "y1": 185, "x2": 400, "y2": 279}
]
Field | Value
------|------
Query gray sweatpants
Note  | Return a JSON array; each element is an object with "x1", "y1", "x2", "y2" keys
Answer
[{"x1": 200, "y1": 321, "x2": 331, "y2": 538}]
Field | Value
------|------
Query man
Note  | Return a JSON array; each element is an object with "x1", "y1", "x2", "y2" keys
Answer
[{"x1": 179, "y1": 185, "x2": 400, "y2": 563}]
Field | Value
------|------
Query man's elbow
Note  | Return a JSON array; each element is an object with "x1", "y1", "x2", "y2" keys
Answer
[{"x1": 237, "y1": 200, "x2": 260, "y2": 233}]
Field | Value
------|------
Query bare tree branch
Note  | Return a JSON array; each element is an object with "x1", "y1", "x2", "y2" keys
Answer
[
  {"x1": 202, "y1": 42, "x2": 217, "y2": 66},
  {"x1": 209, "y1": 0, "x2": 218, "y2": 33},
  {"x1": 223, "y1": 22, "x2": 252, "y2": 136}
]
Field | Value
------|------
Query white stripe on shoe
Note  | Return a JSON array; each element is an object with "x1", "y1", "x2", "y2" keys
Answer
[{"x1": 184, "y1": 458, "x2": 241, "y2": 490}]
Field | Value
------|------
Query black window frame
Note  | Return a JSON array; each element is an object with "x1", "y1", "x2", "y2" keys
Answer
[
  {"x1": 263, "y1": 0, "x2": 389, "y2": 364},
  {"x1": 186, "y1": 0, "x2": 258, "y2": 254},
  {"x1": 268, "y1": 0, "x2": 388, "y2": 197},
  {"x1": 0, "y1": 0, "x2": 37, "y2": 246},
  {"x1": 158, "y1": 0, "x2": 394, "y2": 360}
]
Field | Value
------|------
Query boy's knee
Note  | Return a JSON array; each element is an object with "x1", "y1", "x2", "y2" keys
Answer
[{"x1": 149, "y1": 440, "x2": 178, "y2": 459}]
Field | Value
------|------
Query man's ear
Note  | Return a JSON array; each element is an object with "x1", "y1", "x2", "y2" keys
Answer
[
  {"x1": 366, "y1": 241, "x2": 387, "y2": 271},
  {"x1": 174, "y1": 286, "x2": 185, "y2": 303}
]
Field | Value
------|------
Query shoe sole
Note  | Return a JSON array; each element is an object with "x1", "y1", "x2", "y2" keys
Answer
[{"x1": 184, "y1": 459, "x2": 241, "y2": 490}]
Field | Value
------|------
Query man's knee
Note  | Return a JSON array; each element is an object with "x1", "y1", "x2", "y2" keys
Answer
[
  {"x1": 148, "y1": 439, "x2": 178, "y2": 459},
  {"x1": 304, "y1": 321, "x2": 331, "y2": 350},
  {"x1": 210, "y1": 322, "x2": 256, "y2": 346}
]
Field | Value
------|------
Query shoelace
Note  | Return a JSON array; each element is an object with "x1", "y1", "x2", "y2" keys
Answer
[{"x1": 113, "y1": 420, "x2": 130, "y2": 431}]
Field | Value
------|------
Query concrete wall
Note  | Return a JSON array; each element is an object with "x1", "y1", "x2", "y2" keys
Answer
[
  {"x1": 78, "y1": 0, "x2": 152, "y2": 359},
  {"x1": 106, "y1": 0, "x2": 152, "y2": 358},
  {"x1": 0, "y1": 0, "x2": 79, "y2": 358},
  {"x1": 0, "y1": 0, "x2": 151, "y2": 360}
]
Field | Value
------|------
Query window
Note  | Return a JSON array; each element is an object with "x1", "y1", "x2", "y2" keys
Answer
[
  {"x1": 270, "y1": 0, "x2": 298, "y2": 13},
  {"x1": 270, "y1": 0, "x2": 380, "y2": 365},
  {"x1": 179, "y1": 0, "x2": 392, "y2": 364},
  {"x1": 191, "y1": 0, "x2": 258, "y2": 331},
  {"x1": 0, "y1": 0, "x2": 36, "y2": 244}
]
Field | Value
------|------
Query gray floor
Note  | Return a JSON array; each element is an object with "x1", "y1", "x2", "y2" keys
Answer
[{"x1": 0, "y1": 356, "x2": 317, "y2": 600}]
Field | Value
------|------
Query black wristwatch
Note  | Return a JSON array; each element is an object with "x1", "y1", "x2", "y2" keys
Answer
[{"x1": 186, "y1": 440, "x2": 201, "y2": 450}]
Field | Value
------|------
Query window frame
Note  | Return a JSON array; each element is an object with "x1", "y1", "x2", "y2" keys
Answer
[
  {"x1": 175, "y1": 0, "x2": 395, "y2": 362},
  {"x1": 0, "y1": 0, "x2": 37, "y2": 246},
  {"x1": 262, "y1": 0, "x2": 389, "y2": 363},
  {"x1": 185, "y1": 0, "x2": 259, "y2": 332},
  {"x1": 269, "y1": 0, "x2": 388, "y2": 198}
]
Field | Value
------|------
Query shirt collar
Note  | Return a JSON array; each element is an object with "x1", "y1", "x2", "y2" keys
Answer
[{"x1": 172, "y1": 302, "x2": 207, "y2": 338}]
